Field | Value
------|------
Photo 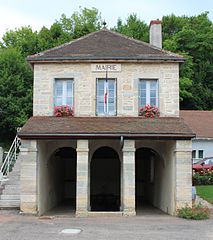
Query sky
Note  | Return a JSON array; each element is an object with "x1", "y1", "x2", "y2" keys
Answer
[{"x1": 0, "y1": 0, "x2": 212, "y2": 39}]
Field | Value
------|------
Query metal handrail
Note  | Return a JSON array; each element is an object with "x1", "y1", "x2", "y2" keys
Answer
[{"x1": 0, "y1": 136, "x2": 21, "y2": 178}]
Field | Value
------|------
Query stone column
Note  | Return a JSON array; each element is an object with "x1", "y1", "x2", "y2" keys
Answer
[
  {"x1": 174, "y1": 140, "x2": 192, "y2": 211},
  {"x1": 122, "y1": 140, "x2": 136, "y2": 216},
  {"x1": 20, "y1": 139, "x2": 38, "y2": 214},
  {"x1": 76, "y1": 139, "x2": 89, "y2": 217}
]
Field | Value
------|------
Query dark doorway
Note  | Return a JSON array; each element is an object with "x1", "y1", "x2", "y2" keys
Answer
[
  {"x1": 135, "y1": 148, "x2": 155, "y2": 210},
  {"x1": 90, "y1": 147, "x2": 120, "y2": 211},
  {"x1": 48, "y1": 147, "x2": 76, "y2": 212}
]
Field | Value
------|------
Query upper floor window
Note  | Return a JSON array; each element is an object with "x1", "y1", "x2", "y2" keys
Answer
[
  {"x1": 139, "y1": 79, "x2": 158, "y2": 107},
  {"x1": 54, "y1": 79, "x2": 74, "y2": 108},
  {"x1": 96, "y1": 78, "x2": 116, "y2": 116}
]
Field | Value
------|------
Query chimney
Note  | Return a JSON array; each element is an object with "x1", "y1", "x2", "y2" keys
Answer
[{"x1": 149, "y1": 20, "x2": 162, "y2": 48}]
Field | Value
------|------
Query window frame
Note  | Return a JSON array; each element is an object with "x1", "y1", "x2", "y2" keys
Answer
[
  {"x1": 96, "y1": 78, "x2": 117, "y2": 116},
  {"x1": 138, "y1": 79, "x2": 159, "y2": 108},
  {"x1": 198, "y1": 150, "x2": 204, "y2": 159},
  {"x1": 192, "y1": 150, "x2": 196, "y2": 159},
  {"x1": 54, "y1": 78, "x2": 74, "y2": 108}
]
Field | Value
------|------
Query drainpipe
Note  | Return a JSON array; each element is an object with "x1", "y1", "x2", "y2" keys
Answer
[{"x1": 120, "y1": 135, "x2": 124, "y2": 149}]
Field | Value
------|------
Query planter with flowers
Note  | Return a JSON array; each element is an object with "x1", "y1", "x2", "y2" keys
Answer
[
  {"x1": 54, "y1": 105, "x2": 74, "y2": 117},
  {"x1": 139, "y1": 104, "x2": 160, "y2": 118}
]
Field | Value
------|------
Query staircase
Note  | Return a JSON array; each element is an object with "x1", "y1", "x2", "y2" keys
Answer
[{"x1": 0, "y1": 136, "x2": 21, "y2": 209}]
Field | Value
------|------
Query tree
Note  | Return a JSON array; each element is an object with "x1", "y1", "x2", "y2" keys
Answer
[
  {"x1": 0, "y1": 26, "x2": 38, "y2": 57},
  {"x1": 57, "y1": 7, "x2": 102, "y2": 39},
  {"x1": 112, "y1": 14, "x2": 149, "y2": 42},
  {"x1": 37, "y1": 23, "x2": 71, "y2": 51},
  {"x1": 0, "y1": 48, "x2": 33, "y2": 142},
  {"x1": 162, "y1": 12, "x2": 213, "y2": 109}
]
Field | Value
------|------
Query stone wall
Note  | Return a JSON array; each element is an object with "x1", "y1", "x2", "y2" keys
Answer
[
  {"x1": 136, "y1": 140, "x2": 176, "y2": 215},
  {"x1": 37, "y1": 140, "x2": 76, "y2": 215},
  {"x1": 20, "y1": 140, "x2": 38, "y2": 214},
  {"x1": 175, "y1": 140, "x2": 192, "y2": 210},
  {"x1": 33, "y1": 62, "x2": 179, "y2": 117}
]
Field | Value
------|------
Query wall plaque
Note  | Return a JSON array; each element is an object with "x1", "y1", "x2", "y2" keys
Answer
[{"x1": 91, "y1": 64, "x2": 121, "y2": 72}]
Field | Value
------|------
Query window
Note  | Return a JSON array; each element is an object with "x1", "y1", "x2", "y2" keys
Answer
[
  {"x1": 139, "y1": 79, "x2": 158, "y2": 107},
  {"x1": 198, "y1": 150, "x2": 204, "y2": 159},
  {"x1": 54, "y1": 79, "x2": 74, "y2": 107},
  {"x1": 96, "y1": 78, "x2": 116, "y2": 116},
  {"x1": 192, "y1": 150, "x2": 196, "y2": 159}
]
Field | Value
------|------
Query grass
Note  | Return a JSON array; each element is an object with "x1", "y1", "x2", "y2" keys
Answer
[{"x1": 196, "y1": 185, "x2": 213, "y2": 204}]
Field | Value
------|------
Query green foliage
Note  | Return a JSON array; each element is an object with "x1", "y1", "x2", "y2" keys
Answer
[
  {"x1": 196, "y1": 185, "x2": 213, "y2": 204},
  {"x1": 112, "y1": 14, "x2": 149, "y2": 42},
  {"x1": 0, "y1": 26, "x2": 38, "y2": 57},
  {"x1": 162, "y1": 14, "x2": 188, "y2": 39},
  {"x1": 193, "y1": 170, "x2": 213, "y2": 185},
  {"x1": 37, "y1": 23, "x2": 71, "y2": 52},
  {"x1": 57, "y1": 7, "x2": 102, "y2": 39},
  {"x1": 177, "y1": 203, "x2": 210, "y2": 220},
  {"x1": 163, "y1": 12, "x2": 213, "y2": 110},
  {"x1": 0, "y1": 48, "x2": 33, "y2": 141}
]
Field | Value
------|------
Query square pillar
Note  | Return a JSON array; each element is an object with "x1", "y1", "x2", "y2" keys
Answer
[
  {"x1": 122, "y1": 140, "x2": 136, "y2": 216},
  {"x1": 76, "y1": 139, "x2": 89, "y2": 217},
  {"x1": 20, "y1": 139, "x2": 38, "y2": 214},
  {"x1": 174, "y1": 140, "x2": 192, "y2": 211}
]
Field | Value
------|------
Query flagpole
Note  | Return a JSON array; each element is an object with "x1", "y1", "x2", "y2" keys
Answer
[
  {"x1": 106, "y1": 69, "x2": 108, "y2": 114},
  {"x1": 104, "y1": 69, "x2": 108, "y2": 114}
]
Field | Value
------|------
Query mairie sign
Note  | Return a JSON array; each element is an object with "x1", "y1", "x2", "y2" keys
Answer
[{"x1": 91, "y1": 64, "x2": 121, "y2": 72}]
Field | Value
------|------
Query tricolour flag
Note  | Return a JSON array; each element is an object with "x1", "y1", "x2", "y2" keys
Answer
[{"x1": 104, "y1": 70, "x2": 108, "y2": 113}]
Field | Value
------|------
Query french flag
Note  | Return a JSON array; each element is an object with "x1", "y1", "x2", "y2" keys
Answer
[{"x1": 104, "y1": 70, "x2": 108, "y2": 112}]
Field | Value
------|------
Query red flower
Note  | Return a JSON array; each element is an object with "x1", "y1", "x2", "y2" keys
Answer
[
  {"x1": 54, "y1": 105, "x2": 74, "y2": 117},
  {"x1": 139, "y1": 104, "x2": 160, "y2": 118}
]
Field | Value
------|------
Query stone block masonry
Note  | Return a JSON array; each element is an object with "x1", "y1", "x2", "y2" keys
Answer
[
  {"x1": 76, "y1": 140, "x2": 89, "y2": 217},
  {"x1": 33, "y1": 62, "x2": 180, "y2": 117},
  {"x1": 20, "y1": 140, "x2": 38, "y2": 214},
  {"x1": 174, "y1": 140, "x2": 192, "y2": 211},
  {"x1": 122, "y1": 140, "x2": 136, "y2": 216}
]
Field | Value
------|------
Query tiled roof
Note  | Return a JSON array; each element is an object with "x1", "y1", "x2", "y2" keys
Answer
[
  {"x1": 180, "y1": 110, "x2": 213, "y2": 138},
  {"x1": 18, "y1": 116, "x2": 194, "y2": 139},
  {"x1": 27, "y1": 29, "x2": 184, "y2": 62}
]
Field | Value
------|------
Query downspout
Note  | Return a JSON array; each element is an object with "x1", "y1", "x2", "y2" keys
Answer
[{"x1": 120, "y1": 135, "x2": 124, "y2": 150}]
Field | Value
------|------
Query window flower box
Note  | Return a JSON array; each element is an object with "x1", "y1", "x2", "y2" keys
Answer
[
  {"x1": 139, "y1": 104, "x2": 160, "y2": 118},
  {"x1": 54, "y1": 105, "x2": 74, "y2": 117}
]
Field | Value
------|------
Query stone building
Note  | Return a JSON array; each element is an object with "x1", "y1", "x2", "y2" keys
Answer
[{"x1": 18, "y1": 20, "x2": 194, "y2": 216}]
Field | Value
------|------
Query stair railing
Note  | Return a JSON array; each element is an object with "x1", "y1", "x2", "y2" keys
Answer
[{"x1": 0, "y1": 135, "x2": 21, "y2": 180}]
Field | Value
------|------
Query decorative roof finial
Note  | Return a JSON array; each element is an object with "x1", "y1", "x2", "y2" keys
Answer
[{"x1": 102, "y1": 20, "x2": 107, "y2": 29}]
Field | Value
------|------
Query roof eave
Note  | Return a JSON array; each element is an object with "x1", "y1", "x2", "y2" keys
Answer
[
  {"x1": 18, "y1": 132, "x2": 195, "y2": 140},
  {"x1": 27, "y1": 57, "x2": 185, "y2": 64}
]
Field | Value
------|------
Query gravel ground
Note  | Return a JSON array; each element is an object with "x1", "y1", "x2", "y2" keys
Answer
[{"x1": 0, "y1": 209, "x2": 212, "y2": 240}]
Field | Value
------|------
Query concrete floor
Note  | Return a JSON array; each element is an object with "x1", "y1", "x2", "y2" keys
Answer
[
  {"x1": 0, "y1": 209, "x2": 212, "y2": 240},
  {"x1": 45, "y1": 200, "x2": 75, "y2": 217},
  {"x1": 44, "y1": 201, "x2": 164, "y2": 217}
]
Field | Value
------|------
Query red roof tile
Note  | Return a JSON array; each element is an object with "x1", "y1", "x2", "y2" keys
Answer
[{"x1": 180, "y1": 110, "x2": 213, "y2": 138}]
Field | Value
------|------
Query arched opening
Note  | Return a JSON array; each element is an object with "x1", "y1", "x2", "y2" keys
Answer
[
  {"x1": 90, "y1": 147, "x2": 120, "y2": 211},
  {"x1": 135, "y1": 147, "x2": 158, "y2": 211},
  {"x1": 41, "y1": 147, "x2": 76, "y2": 214}
]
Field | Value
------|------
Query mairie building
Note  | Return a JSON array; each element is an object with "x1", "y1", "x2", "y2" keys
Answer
[{"x1": 17, "y1": 20, "x2": 194, "y2": 216}]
